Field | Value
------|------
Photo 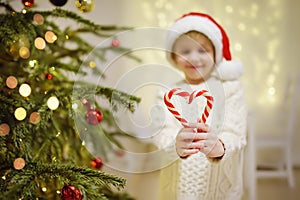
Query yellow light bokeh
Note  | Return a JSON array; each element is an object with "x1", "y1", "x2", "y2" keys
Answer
[
  {"x1": 14, "y1": 107, "x2": 27, "y2": 121},
  {"x1": 89, "y1": 61, "x2": 96, "y2": 68},
  {"x1": 19, "y1": 46, "x2": 30, "y2": 59},
  {"x1": 45, "y1": 31, "x2": 57, "y2": 43},
  {"x1": 47, "y1": 96, "x2": 59, "y2": 110},
  {"x1": 29, "y1": 60, "x2": 38, "y2": 68},
  {"x1": 19, "y1": 83, "x2": 32, "y2": 97},
  {"x1": 34, "y1": 37, "x2": 46, "y2": 50},
  {"x1": 33, "y1": 13, "x2": 44, "y2": 25}
]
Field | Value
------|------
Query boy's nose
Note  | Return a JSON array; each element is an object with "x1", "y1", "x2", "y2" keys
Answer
[{"x1": 189, "y1": 51, "x2": 201, "y2": 64}]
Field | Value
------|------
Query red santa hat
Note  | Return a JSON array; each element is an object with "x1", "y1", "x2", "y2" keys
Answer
[{"x1": 166, "y1": 12, "x2": 243, "y2": 80}]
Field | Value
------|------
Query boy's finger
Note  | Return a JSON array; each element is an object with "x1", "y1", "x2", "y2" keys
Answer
[{"x1": 189, "y1": 122, "x2": 210, "y2": 132}]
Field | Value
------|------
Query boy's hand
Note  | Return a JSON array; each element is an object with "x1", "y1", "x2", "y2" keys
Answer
[{"x1": 176, "y1": 123, "x2": 225, "y2": 158}]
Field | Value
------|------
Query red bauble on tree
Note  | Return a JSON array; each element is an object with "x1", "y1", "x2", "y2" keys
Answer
[
  {"x1": 50, "y1": 0, "x2": 68, "y2": 7},
  {"x1": 81, "y1": 99, "x2": 103, "y2": 125},
  {"x1": 90, "y1": 157, "x2": 103, "y2": 169},
  {"x1": 85, "y1": 109, "x2": 103, "y2": 125},
  {"x1": 61, "y1": 185, "x2": 83, "y2": 200},
  {"x1": 111, "y1": 39, "x2": 120, "y2": 47},
  {"x1": 22, "y1": 0, "x2": 34, "y2": 7},
  {"x1": 45, "y1": 73, "x2": 53, "y2": 80}
]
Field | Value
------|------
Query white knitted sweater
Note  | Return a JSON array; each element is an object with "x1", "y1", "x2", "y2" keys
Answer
[{"x1": 152, "y1": 66, "x2": 247, "y2": 200}]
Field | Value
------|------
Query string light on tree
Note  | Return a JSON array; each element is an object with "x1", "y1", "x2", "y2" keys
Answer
[
  {"x1": 29, "y1": 112, "x2": 41, "y2": 124},
  {"x1": 33, "y1": 13, "x2": 44, "y2": 25},
  {"x1": 47, "y1": 96, "x2": 59, "y2": 110},
  {"x1": 0, "y1": 123, "x2": 10, "y2": 136},
  {"x1": 6, "y1": 76, "x2": 18, "y2": 89},
  {"x1": 9, "y1": 34, "x2": 30, "y2": 59},
  {"x1": 13, "y1": 158, "x2": 26, "y2": 170},
  {"x1": 45, "y1": 31, "x2": 57, "y2": 43},
  {"x1": 14, "y1": 107, "x2": 27, "y2": 121},
  {"x1": 19, "y1": 83, "x2": 32, "y2": 97},
  {"x1": 19, "y1": 46, "x2": 30, "y2": 59},
  {"x1": 34, "y1": 37, "x2": 46, "y2": 50},
  {"x1": 29, "y1": 60, "x2": 38, "y2": 68}
]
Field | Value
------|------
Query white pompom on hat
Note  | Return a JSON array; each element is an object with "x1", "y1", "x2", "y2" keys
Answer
[{"x1": 166, "y1": 12, "x2": 243, "y2": 80}]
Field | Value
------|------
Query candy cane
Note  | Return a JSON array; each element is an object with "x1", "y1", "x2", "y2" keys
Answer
[{"x1": 164, "y1": 88, "x2": 213, "y2": 128}]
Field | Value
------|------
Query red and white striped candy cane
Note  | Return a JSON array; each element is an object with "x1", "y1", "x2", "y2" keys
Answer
[{"x1": 164, "y1": 88, "x2": 213, "y2": 128}]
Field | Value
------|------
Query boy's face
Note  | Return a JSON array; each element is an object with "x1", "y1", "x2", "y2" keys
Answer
[{"x1": 173, "y1": 33, "x2": 215, "y2": 84}]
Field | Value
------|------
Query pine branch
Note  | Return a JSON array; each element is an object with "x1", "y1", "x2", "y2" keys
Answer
[
  {"x1": 0, "y1": 2, "x2": 15, "y2": 12},
  {"x1": 1, "y1": 162, "x2": 126, "y2": 200},
  {"x1": 28, "y1": 8, "x2": 131, "y2": 33}
]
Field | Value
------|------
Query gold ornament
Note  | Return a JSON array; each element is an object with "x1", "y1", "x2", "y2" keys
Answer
[{"x1": 75, "y1": 0, "x2": 94, "y2": 13}]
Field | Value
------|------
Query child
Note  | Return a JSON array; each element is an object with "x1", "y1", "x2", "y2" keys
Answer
[{"x1": 152, "y1": 12, "x2": 247, "y2": 200}]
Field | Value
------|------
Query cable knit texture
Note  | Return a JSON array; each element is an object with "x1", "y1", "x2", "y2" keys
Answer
[{"x1": 152, "y1": 66, "x2": 247, "y2": 200}]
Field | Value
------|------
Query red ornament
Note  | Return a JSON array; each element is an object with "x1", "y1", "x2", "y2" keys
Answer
[
  {"x1": 114, "y1": 149, "x2": 126, "y2": 157},
  {"x1": 61, "y1": 185, "x2": 83, "y2": 200},
  {"x1": 90, "y1": 157, "x2": 103, "y2": 169},
  {"x1": 112, "y1": 39, "x2": 120, "y2": 47},
  {"x1": 45, "y1": 73, "x2": 53, "y2": 80},
  {"x1": 50, "y1": 0, "x2": 68, "y2": 7},
  {"x1": 85, "y1": 109, "x2": 103, "y2": 125},
  {"x1": 22, "y1": 0, "x2": 34, "y2": 7}
]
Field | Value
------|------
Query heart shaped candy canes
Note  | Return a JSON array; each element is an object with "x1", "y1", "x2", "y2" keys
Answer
[{"x1": 164, "y1": 88, "x2": 213, "y2": 128}]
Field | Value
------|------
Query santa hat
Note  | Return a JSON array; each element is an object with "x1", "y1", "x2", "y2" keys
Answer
[{"x1": 166, "y1": 12, "x2": 243, "y2": 80}]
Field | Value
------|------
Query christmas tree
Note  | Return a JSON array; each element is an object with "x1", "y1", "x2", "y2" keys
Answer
[{"x1": 0, "y1": 0, "x2": 140, "y2": 199}]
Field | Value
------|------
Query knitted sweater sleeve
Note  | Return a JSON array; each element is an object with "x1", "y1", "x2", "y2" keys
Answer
[{"x1": 211, "y1": 80, "x2": 247, "y2": 162}]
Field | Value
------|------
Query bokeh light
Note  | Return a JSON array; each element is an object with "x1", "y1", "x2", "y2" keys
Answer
[
  {"x1": 19, "y1": 83, "x2": 32, "y2": 97},
  {"x1": 47, "y1": 96, "x2": 59, "y2": 110},
  {"x1": 14, "y1": 107, "x2": 27, "y2": 121}
]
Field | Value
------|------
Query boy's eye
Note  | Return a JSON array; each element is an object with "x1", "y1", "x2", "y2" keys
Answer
[
  {"x1": 181, "y1": 49, "x2": 190, "y2": 54},
  {"x1": 198, "y1": 48, "x2": 206, "y2": 53}
]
